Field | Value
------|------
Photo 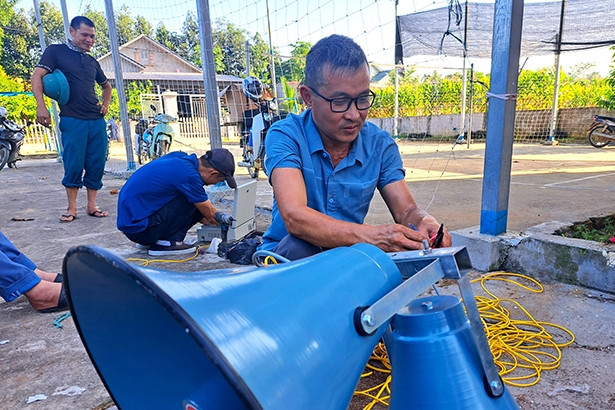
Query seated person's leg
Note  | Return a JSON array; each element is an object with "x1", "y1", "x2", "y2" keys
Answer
[{"x1": 273, "y1": 234, "x2": 325, "y2": 261}]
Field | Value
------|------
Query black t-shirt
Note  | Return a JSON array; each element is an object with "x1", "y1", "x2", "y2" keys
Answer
[{"x1": 36, "y1": 43, "x2": 108, "y2": 120}]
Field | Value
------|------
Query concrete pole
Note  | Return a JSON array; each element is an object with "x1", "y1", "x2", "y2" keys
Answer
[
  {"x1": 104, "y1": 0, "x2": 136, "y2": 171},
  {"x1": 33, "y1": 0, "x2": 63, "y2": 158},
  {"x1": 547, "y1": 0, "x2": 566, "y2": 145},
  {"x1": 467, "y1": 63, "x2": 474, "y2": 148},
  {"x1": 196, "y1": 0, "x2": 223, "y2": 148},
  {"x1": 265, "y1": 0, "x2": 278, "y2": 101},
  {"x1": 245, "y1": 40, "x2": 251, "y2": 76},
  {"x1": 59, "y1": 0, "x2": 69, "y2": 40},
  {"x1": 393, "y1": 0, "x2": 399, "y2": 138},
  {"x1": 479, "y1": 0, "x2": 524, "y2": 236},
  {"x1": 458, "y1": 0, "x2": 469, "y2": 143}
]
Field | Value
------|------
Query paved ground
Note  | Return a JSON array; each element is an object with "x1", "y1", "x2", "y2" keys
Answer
[{"x1": 1, "y1": 140, "x2": 614, "y2": 409}]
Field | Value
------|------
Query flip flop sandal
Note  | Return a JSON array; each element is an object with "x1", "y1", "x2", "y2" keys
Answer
[
  {"x1": 87, "y1": 210, "x2": 108, "y2": 218},
  {"x1": 38, "y1": 283, "x2": 69, "y2": 314},
  {"x1": 60, "y1": 214, "x2": 77, "y2": 223}
]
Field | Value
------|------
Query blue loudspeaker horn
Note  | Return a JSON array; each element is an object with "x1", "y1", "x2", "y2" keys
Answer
[
  {"x1": 386, "y1": 295, "x2": 519, "y2": 409},
  {"x1": 63, "y1": 243, "x2": 402, "y2": 410}
]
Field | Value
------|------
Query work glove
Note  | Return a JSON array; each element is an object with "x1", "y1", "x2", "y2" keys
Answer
[{"x1": 214, "y1": 211, "x2": 235, "y2": 225}]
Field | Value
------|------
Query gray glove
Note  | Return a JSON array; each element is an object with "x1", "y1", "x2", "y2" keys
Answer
[{"x1": 214, "y1": 211, "x2": 235, "y2": 225}]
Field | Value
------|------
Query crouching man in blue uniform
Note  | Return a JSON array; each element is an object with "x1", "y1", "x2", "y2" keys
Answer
[{"x1": 117, "y1": 149, "x2": 237, "y2": 256}]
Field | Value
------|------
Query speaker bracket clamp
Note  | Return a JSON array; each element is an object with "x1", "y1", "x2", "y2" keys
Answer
[{"x1": 354, "y1": 246, "x2": 504, "y2": 398}]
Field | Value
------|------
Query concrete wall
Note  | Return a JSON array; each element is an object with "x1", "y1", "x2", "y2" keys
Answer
[
  {"x1": 370, "y1": 107, "x2": 615, "y2": 139},
  {"x1": 452, "y1": 222, "x2": 615, "y2": 294}
]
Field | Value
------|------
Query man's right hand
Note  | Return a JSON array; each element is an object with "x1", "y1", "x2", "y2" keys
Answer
[
  {"x1": 369, "y1": 223, "x2": 430, "y2": 252},
  {"x1": 36, "y1": 105, "x2": 51, "y2": 128}
]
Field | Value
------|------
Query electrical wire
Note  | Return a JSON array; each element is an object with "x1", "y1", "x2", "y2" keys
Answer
[
  {"x1": 251, "y1": 249, "x2": 290, "y2": 266},
  {"x1": 353, "y1": 272, "x2": 575, "y2": 408},
  {"x1": 125, "y1": 245, "x2": 205, "y2": 266}
]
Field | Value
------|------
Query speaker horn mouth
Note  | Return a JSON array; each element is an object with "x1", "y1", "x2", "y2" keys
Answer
[
  {"x1": 64, "y1": 243, "x2": 402, "y2": 410},
  {"x1": 64, "y1": 245, "x2": 259, "y2": 410}
]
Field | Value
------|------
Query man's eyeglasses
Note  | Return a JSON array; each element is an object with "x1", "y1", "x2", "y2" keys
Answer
[{"x1": 307, "y1": 86, "x2": 376, "y2": 113}]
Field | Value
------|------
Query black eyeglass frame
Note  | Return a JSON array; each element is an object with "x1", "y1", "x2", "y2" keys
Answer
[{"x1": 307, "y1": 86, "x2": 376, "y2": 113}]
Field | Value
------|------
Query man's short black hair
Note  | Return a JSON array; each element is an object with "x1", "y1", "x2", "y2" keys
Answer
[
  {"x1": 70, "y1": 16, "x2": 95, "y2": 30},
  {"x1": 304, "y1": 34, "x2": 368, "y2": 88}
]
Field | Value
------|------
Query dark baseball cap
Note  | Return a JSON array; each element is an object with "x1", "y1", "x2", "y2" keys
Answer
[{"x1": 205, "y1": 148, "x2": 237, "y2": 188}]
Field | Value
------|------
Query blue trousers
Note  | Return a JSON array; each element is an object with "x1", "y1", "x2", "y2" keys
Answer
[
  {"x1": 122, "y1": 195, "x2": 203, "y2": 245},
  {"x1": 0, "y1": 231, "x2": 40, "y2": 302},
  {"x1": 273, "y1": 234, "x2": 328, "y2": 261},
  {"x1": 59, "y1": 116, "x2": 107, "y2": 190}
]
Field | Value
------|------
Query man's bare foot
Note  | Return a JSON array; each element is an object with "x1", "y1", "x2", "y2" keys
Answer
[
  {"x1": 24, "y1": 281, "x2": 63, "y2": 311},
  {"x1": 34, "y1": 268, "x2": 59, "y2": 282}
]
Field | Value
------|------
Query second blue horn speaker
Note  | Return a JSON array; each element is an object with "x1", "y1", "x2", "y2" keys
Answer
[{"x1": 63, "y1": 243, "x2": 402, "y2": 410}]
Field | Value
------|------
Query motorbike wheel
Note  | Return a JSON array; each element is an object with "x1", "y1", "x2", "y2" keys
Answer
[
  {"x1": 0, "y1": 146, "x2": 9, "y2": 171},
  {"x1": 137, "y1": 148, "x2": 145, "y2": 165},
  {"x1": 156, "y1": 140, "x2": 170, "y2": 158},
  {"x1": 588, "y1": 127, "x2": 611, "y2": 148},
  {"x1": 242, "y1": 147, "x2": 258, "y2": 179}
]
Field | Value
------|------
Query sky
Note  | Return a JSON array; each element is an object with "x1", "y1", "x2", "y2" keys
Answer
[{"x1": 14, "y1": 0, "x2": 613, "y2": 76}]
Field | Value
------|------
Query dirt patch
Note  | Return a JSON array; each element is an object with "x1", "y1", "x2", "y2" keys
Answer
[{"x1": 554, "y1": 214, "x2": 615, "y2": 244}]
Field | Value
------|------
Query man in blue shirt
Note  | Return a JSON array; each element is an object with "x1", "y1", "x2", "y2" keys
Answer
[
  {"x1": 31, "y1": 16, "x2": 112, "y2": 223},
  {"x1": 260, "y1": 34, "x2": 451, "y2": 260},
  {"x1": 117, "y1": 149, "x2": 237, "y2": 256}
]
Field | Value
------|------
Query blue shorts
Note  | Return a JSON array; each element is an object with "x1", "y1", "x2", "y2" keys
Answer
[{"x1": 59, "y1": 116, "x2": 107, "y2": 190}]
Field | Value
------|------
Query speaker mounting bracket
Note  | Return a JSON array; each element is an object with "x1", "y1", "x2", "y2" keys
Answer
[{"x1": 354, "y1": 246, "x2": 504, "y2": 398}]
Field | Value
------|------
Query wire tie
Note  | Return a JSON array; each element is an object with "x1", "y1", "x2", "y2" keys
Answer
[
  {"x1": 53, "y1": 312, "x2": 72, "y2": 329},
  {"x1": 486, "y1": 91, "x2": 518, "y2": 101}
]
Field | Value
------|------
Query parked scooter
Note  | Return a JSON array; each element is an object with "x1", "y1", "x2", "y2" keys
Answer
[
  {"x1": 237, "y1": 76, "x2": 285, "y2": 178},
  {"x1": 587, "y1": 115, "x2": 615, "y2": 148},
  {"x1": 134, "y1": 108, "x2": 176, "y2": 164},
  {"x1": 0, "y1": 106, "x2": 25, "y2": 171},
  {"x1": 134, "y1": 117, "x2": 154, "y2": 164}
]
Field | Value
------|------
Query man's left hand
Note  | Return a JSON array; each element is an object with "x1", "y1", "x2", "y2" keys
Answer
[{"x1": 99, "y1": 103, "x2": 109, "y2": 115}]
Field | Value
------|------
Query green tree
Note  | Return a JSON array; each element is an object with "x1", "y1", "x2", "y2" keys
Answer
[
  {"x1": 34, "y1": 1, "x2": 65, "y2": 45},
  {"x1": 517, "y1": 68, "x2": 554, "y2": 110},
  {"x1": 597, "y1": 47, "x2": 615, "y2": 110},
  {"x1": 277, "y1": 41, "x2": 310, "y2": 83},
  {"x1": 135, "y1": 16, "x2": 153, "y2": 38},
  {"x1": 248, "y1": 33, "x2": 270, "y2": 81},
  {"x1": 0, "y1": 67, "x2": 37, "y2": 120},
  {"x1": 212, "y1": 20, "x2": 247, "y2": 77},
  {"x1": 0, "y1": 0, "x2": 16, "y2": 54},
  {"x1": 179, "y1": 11, "x2": 201, "y2": 67},
  {"x1": 116, "y1": 5, "x2": 136, "y2": 46},
  {"x1": 0, "y1": 1, "x2": 66, "y2": 82},
  {"x1": 0, "y1": 7, "x2": 36, "y2": 82},
  {"x1": 155, "y1": 23, "x2": 181, "y2": 54}
]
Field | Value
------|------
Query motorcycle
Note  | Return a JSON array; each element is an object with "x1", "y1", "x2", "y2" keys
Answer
[
  {"x1": 0, "y1": 106, "x2": 25, "y2": 171},
  {"x1": 238, "y1": 76, "x2": 285, "y2": 179},
  {"x1": 134, "y1": 117, "x2": 154, "y2": 164},
  {"x1": 587, "y1": 115, "x2": 615, "y2": 148},
  {"x1": 134, "y1": 112, "x2": 176, "y2": 164}
]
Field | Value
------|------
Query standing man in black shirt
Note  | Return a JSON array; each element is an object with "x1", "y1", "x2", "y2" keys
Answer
[{"x1": 31, "y1": 16, "x2": 112, "y2": 222}]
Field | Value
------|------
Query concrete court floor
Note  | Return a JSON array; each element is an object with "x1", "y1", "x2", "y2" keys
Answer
[{"x1": 0, "y1": 140, "x2": 614, "y2": 409}]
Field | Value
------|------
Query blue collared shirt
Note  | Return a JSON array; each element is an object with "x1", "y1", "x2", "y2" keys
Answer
[{"x1": 260, "y1": 109, "x2": 405, "y2": 251}]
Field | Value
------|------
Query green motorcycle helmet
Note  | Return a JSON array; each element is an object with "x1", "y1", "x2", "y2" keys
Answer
[{"x1": 42, "y1": 69, "x2": 70, "y2": 105}]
